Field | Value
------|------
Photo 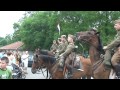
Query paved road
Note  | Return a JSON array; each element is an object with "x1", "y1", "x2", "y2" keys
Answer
[
  {"x1": 25, "y1": 67, "x2": 49, "y2": 79},
  {"x1": 25, "y1": 67, "x2": 94, "y2": 79}
]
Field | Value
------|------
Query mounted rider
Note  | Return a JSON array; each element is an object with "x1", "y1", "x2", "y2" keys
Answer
[
  {"x1": 50, "y1": 40, "x2": 58, "y2": 55},
  {"x1": 59, "y1": 34, "x2": 75, "y2": 70},
  {"x1": 103, "y1": 19, "x2": 120, "y2": 78},
  {"x1": 55, "y1": 35, "x2": 68, "y2": 59}
]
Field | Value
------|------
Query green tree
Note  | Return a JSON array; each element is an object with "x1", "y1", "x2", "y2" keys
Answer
[{"x1": 10, "y1": 11, "x2": 120, "y2": 52}]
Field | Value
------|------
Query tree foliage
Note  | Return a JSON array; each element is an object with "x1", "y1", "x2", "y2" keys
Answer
[{"x1": 1, "y1": 11, "x2": 120, "y2": 52}]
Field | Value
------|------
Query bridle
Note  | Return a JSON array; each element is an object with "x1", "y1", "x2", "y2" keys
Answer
[
  {"x1": 78, "y1": 32, "x2": 105, "y2": 73},
  {"x1": 33, "y1": 53, "x2": 48, "y2": 78},
  {"x1": 78, "y1": 33, "x2": 101, "y2": 53}
]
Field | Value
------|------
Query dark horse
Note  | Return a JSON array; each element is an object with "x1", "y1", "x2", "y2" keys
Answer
[
  {"x1": 31, "y1": 54, "x2": 65, "y2": 79},
  {"x1": 34, "y1": 48, "x2": 54, "y2": 69},
  {"x1": 75, "y1": 29, "x2": 116, "y2": 79},
  {"x1": 32, "y1": 48, "x2": 92, "y2": 79}
]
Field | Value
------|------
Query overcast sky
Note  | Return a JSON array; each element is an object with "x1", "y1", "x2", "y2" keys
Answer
[{"x1": 0, "y1": 11, "x2": 25, "y2": 38}]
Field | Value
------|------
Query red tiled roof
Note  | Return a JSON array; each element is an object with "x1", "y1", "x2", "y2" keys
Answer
[{"x1": 0, "y1": 41, "x2": 24, "y2": 50}]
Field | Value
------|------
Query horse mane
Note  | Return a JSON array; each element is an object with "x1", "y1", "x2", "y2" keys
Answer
[
  {"x1": 39, "y1": 55, "x2": 56, "y2": 64},
  {"x1": 97, "y1": 35, "x2": 105, "y2": 54},
  {"x1": 90, "y1": 29, "x2": 105, "y2": 54},
  {"x1": 40, "y1": 50, "x2": 48, "y2": 55}
]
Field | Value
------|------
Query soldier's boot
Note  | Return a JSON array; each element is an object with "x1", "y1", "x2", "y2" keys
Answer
[
  {"x1": 114, "y1": 64, "x2": 120, "y2": 79},
  {"x1": 67, "y1": 68, "x2": 73, "y2": 79},
  {"x1": 103, "y1": 50, "x2": 112, "y2": 70},
  {"x1": 58, "y1": 56, "x2": 64, "y2": 71}
]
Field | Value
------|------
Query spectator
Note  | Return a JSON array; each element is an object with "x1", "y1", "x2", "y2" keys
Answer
[
  {"x1": 0, "y1": 57, "x2": 12, "y2": 79},
  {"x1": 21, "y1": 51, "x2": 29, "y2": 74}
]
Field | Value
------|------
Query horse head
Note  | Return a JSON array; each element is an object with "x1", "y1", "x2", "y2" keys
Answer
[
  {"x1": 31, "y1": 52, "x2": 56, "y2": 73},
  {"x1": 31, "y1": 54, "x2": 43, "y2": 74},
  {"x1": 76, "y1": 29, "x2": 97, "y2": 41},
  {"x1": 75, "y1": 29, "x2": 102, "y2": 49}
]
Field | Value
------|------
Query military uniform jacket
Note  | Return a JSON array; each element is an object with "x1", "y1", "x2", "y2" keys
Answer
[
  {"x1": 107, "y1": 30, "x2": 120, "y2": 50},
  {"x1": 50, "y1": 44, "x2": 58, "y2": 52},
  {"x1": 61, "y1": 43, "x2": 75, "y2": 57},
  {"x1": 58, "y1": 42, "x2": 68, "y2": 55}
]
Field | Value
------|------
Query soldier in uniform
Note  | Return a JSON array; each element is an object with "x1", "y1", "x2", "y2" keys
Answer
[
  {"x1": 50, "y1": 40, "x2": 58, "y2": 55},
  {"x1": 55, "y1": 35, "x2": 68, "y2": 58},
  {"x1": 59, "y1": 34, "x2": 75, "y2": 70},
  {"x1": 55, "y1": 38, "x2": 62, "y2": 58},
  {"x1": 103, "y1": 19, "x2": 120, "y2": 78},
  {"x1": 61, "y1": 35, "x2": 68, "y2": 50}
]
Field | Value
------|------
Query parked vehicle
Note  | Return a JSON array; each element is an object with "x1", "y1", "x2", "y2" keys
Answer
[{"x1": 28, "y1": 55, "x2": 33, "y2": 67}]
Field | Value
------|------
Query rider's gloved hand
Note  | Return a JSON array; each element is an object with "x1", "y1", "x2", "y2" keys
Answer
[{"x1": 103, "y1": 46, "x2": 108, "y2": 50}]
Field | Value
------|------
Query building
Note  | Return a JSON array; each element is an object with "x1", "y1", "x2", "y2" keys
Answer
[{"x1": 0, "y1": 41, "x2": 24, "y2": 50}]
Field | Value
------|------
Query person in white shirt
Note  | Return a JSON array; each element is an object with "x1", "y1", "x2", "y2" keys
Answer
[{"x1": 21, "y1": 51, "x2": 29, "y2": 74}]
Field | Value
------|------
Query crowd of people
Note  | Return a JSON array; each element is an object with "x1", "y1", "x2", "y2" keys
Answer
[{"x1": 0, "y1": 50, "x2": 29, "y2": 79}]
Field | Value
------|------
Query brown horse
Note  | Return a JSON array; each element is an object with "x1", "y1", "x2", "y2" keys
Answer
[
  {"x1": 64, "y1": 52, "x2": 92, "y2": 79},
  {"x1": 79, "y1": 55, "x2": 92, "y2": 79},
  {"x1": 75, "y1": 29, "x2": 116, "y2": 79},
  {"x1": 31, "y1": 54, "x2": 64, "y2": 79}
]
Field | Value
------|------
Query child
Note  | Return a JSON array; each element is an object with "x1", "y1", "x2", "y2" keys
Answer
[{"x1": 0, "y1": 57, "x2": 12, "y2": 79}]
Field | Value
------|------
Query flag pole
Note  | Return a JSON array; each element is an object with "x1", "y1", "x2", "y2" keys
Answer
[{"x1": 57, "y1": 23, "x2": 61, "y2": 36}]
